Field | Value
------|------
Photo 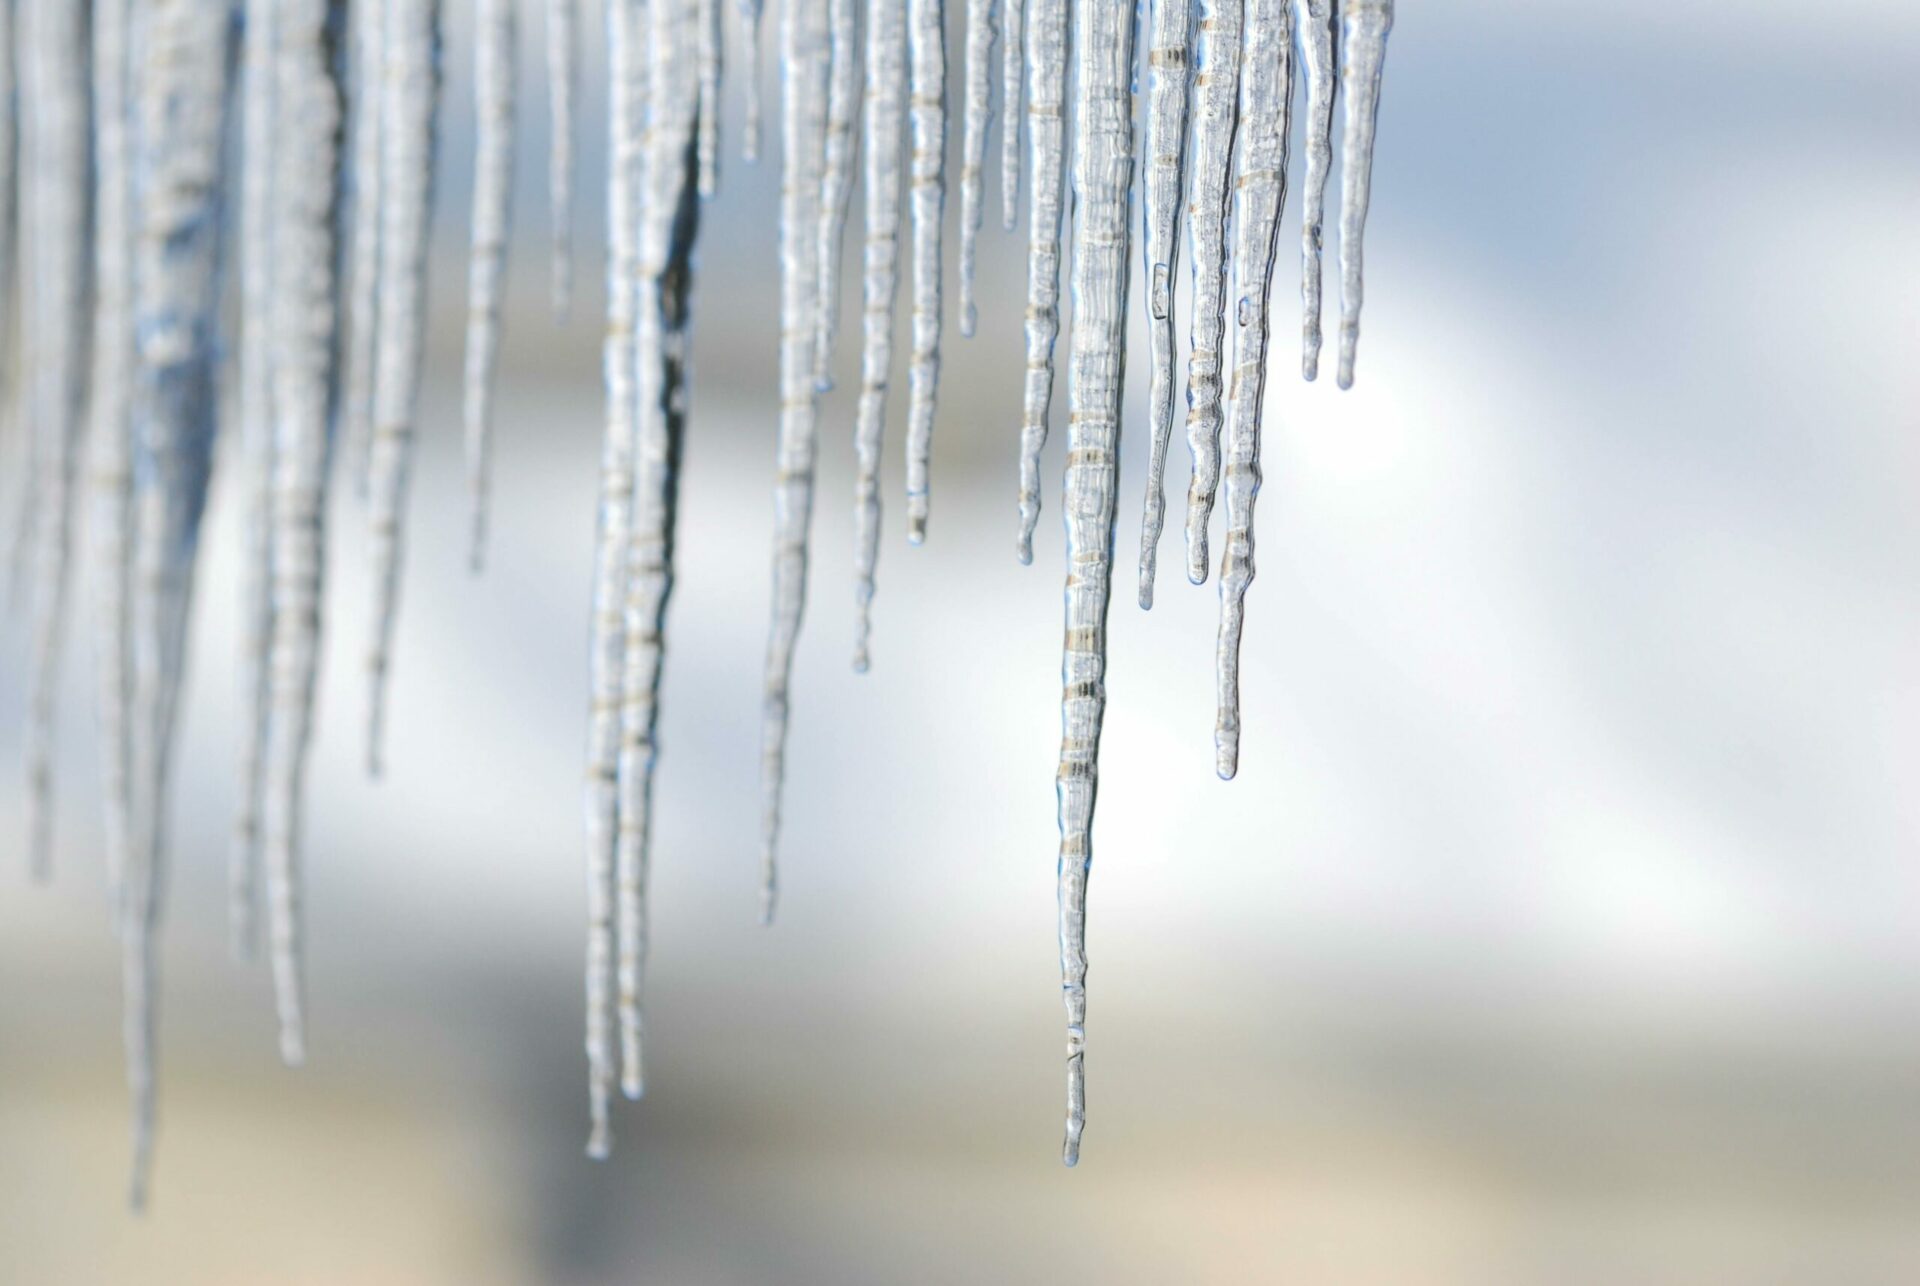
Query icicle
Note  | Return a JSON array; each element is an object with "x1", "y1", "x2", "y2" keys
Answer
[
  {"x1": 1056, "y1": 0, "x2": 1136, "y2": 1169},
  {"x1": 617, "y1": 0, "x2": 704, "y2": 1105},
  {"x1": 362, "y1": 0, "x2": 441, "y2": 781},
  {"x1": 124, "y1": 0, "x2": 236, "y2": 1209},
  {"x1": 90, "y1": 0, "x2": 137, "y2": 916},
  {"x1": 547, "y1": 0, "x2": 576, "y2": 317},
  {"x1": 1011, "y1": 0, "x2": 1065, "y2": 563},
  {"x1": 1134, "y1": 0, "x2": 1192, "y2": 608},
  {"x1": 465, "y1": 0, "x2": 517, "y2": 573},
  {"x1": 0, "y1": 0, "x2": 14, "y2": 409},
  {"x1": 584, "y1": 0, "x2": 643, "y2": 1160},
  {"x1": 956, "y1": 0, "x2": 994, "y2": 336},
  {"x1": 998, "y1": 0, "x2": 1020, "y2": 230},
  {"x1": 1179, "y1": 0, "x2": 1242, "y2": 584},
  {"x1": 901, "y1": 0, "x2": 944, "y2": 543},
  {"x1": 758, "y1": 0, "x2": 830, "y2": 924},
  {"x1": 1291, "y1": 0, "x2": 1333, "y2": 381},
  {"x1": 851, "y1": 0, "x2": 906, "y2": 673},
  {"x1": 21, "y1": 0, "x2": 92, "y2": 885},
  {"x1": 1214, "y1": 0, "x2": 1290, "y2": 779},
  {"x1": 1335, "y1": 0, "x2": 1391, "y2": 390},
  {"x1": 811, "y1": 0, "x2": 858, "y2": 390},
  {"x1": 341, "y1": 0, "x2": 386, "y2": 499},
  {"x1": 233, "y1": 0, "x2": 279, "y2": 962},
  {"x1": 697, "y1": 0, "x2": 722, "y2": 197},
  {"x1": 740, "y1": 0, "x2": 765, "y2": 161}
]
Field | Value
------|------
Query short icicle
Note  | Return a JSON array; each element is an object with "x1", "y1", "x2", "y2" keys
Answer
[
  {"x1": 1291, "y1": 0, "x2": 1334, "y2": 380},
  {"x1": 1335, "y1": 0, "x2": 1392, "y2": 390},
  {"x1": 811, "y1": 0, "x2": 860, "y2": 390},
  {"x1": 998, "y1": 0, "x2": 1021, "y2": 230},
  {"x1": 901, "y1": 0, "x2": 944, "y2": 544},
  {"x1": 1134, "y1": 0, "x2": 1193, "y2": 608},
  {"x1": 1213, "y1": 0, "x2": 1291, "y2": 779},
  {"x1": 696, "y1": 0, "x2": 723, "y2": 197},
  {"x1": 851, "y1": 0, "x2": 906, "y2": 672},
  {"x1": 465, "y1": 0, "x2": 518, "y2": 573},
  {"x1": 956, "y1": 0, "x2": 995, "y2": 336},
  {"x1": 1056, "y1": 0, "x2": 1136, "y2": 1169},
  {"x1": 547, "y1": 0, "x2": 576, "y2": 317},
  {"x1": 1011, "y1": 0, "x2": 1066, "y2": 563},
  {"x1": 740, "y1": 0, "x2": 766, "y2": 161},
  {"x1": 341, "y1": 0, "x2": 386, "y2": 498}
]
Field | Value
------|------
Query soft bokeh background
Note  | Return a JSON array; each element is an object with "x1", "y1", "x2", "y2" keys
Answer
[{"x1": 5, "y1": 0, "x2": 1920, "y2": 1281}]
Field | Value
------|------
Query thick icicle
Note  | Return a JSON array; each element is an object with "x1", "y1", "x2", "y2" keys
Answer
[
  {"x1": 233, "y1": 0, "x2": 279, "y2": 961},
  {"x1": 740, "y1": 0, "x2": 765, "y2": 161},
  {"x1": 1056, "y1": 0, "x2": 1136, "y2": 1168},
  {"x1": 21, "y1": 0, "x2": 92, "y2": 884},
  {"x1": 1335, "y1": 0, "x2": 1392, "y2": 390},
  {"x1": 363, "y1": 0, "x2": 441, "y2": 780},
  {"x1": 465, "y1": 0, "x2": 517, "y2": 572},
  {"x1": 811, "y1": 0, "x2": 859, "y2": 390},
  {"x1": 956, "y1": 0, "x2": 994, "y2": 336},
  {"x1": 851, "y1": 0, "x2": 906, "y2": 673},
  {"x1": 697, "y1": 0, "x2": 722, "y2": 196},
  {"x1": 758, "y1": 0, "x2": 830, "y2": 923},
  {"x1": 1213, "y1": 0, "x2": 1290, "y2": 779},
  {"x1": 123, "y1": 0, "x2": 235, "y2": 1209},
  {"x1": 901, "y1": 0, "x2": 944, "y2": 543},
  {"x1": 584, "y1": 0, "x2": 643, "y2": 1160},
  {"x1": 1011, "y1": 0, "x2": 1065, "y2": 563},
  {"x1": 617, "y1": 0, "x2": 704, "y2": 1104},
  {"x1": 263, "y1": 0, "x2": 346, "y2": 1099},
  {"x1": 1178, "y1": 0, "x2": 1242, "y2": 584},
  {"x1": 547, "y1": 0, "x2": 576, "y2": 316},
  {"x1": 341, "y1": 0, "x2": 385, "y2": 498},
  {"x1": 1291, "y1": 0, "x2": 1333, "y2": 380},
  {"x1": 1134, "y1": 0, "x2": 1192, "y2": 608},
  {"x1": 998, "y1": 0, "x2": 1020, "y2": 230}
]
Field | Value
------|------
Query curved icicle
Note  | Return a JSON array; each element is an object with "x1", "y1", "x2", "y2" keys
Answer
[
  {"x1": 547, "y1": 0, "x2": 576, "y2": 318},
  {"x1": 851, "y1": 0, "x2": 906, "y2": 673},
  {"x1": 812, "y1": 0, "x2": 860, "y2": 391},
  {"x1": 1179, "y1": 0, "x2": 1242, "y2": 585},
  {"x1": 1214, "y1": 0, "x2": 1290, "y2": 780},
  {"x1": 1011, "y1": 0, "x2": 1065, "y2": 564},
  {"x1": 1134, "y1": 0, "x2": 1193, "y2": 608},
  {"x1": 1291, "y1": 0, "x2": 1334, "y2": 381},
  {"x1": 998, "y1": 0, "x2": 1021, "y2": 230},
  {"x1": 956, "y1": 0, "x2": 995, "y2": 336},
  {"x1": 759, "y1": 0, "x2": 831, "y2": 925},
  {"x1": 901, "y1": 0, "x2": 944, "y2": 544},
  {"x1": 465, "y1": 0, "x2": 518, "y2": 573},
  {"x1": 1056, "y1": 0, "x2": 1136, "y2": 1169},
  {"x1": 1335, "y1": 0, "x2": 1392, "y2": 390},
  {"x1": 362, "y1": 0, "x2": 441, "y2": 781},
  {"x1": 341, "y1": 0, "x2": 386, "y2": 499}
]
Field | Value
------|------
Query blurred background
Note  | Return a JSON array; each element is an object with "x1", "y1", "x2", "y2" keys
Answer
[{"x1": 5, "y1": 0, "x2": 1920, "y2": 1281}]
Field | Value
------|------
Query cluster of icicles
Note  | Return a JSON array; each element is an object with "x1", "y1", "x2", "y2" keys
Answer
[{"x1": 0, "y1": 0, "x2": 1393, "y2": 1204}]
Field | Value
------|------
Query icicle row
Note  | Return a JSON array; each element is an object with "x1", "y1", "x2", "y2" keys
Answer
[
  {"x1": 1012, "y1": 0, "x2": 1066, "y2": 563},
  {"x1": 1292, "y1": 0, "x2": 1334, "y2": 381},
  {"x1": 1335, "y1": 0, "x2": 1392, "y2": 390},
  {"x1": 465, "y1": 0, "x2": 517, "y2": 573},
  {"x1": 547, "y1": 0, "x2": 576, "y2": 317},
  {"x1": 901, "y1": 0, "x2": 944, "y2": 543},
  {"x1": 956, "y1": 0, "x2": 995, "y2": 336},
  {"x1": 812, "y1": 0, "x2": 859, "y2": 390}
]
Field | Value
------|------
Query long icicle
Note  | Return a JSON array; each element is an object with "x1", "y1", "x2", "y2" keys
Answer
[
  {"x1": 901, "y1": 0, "x2": 944, "y2": 544},
  {"x1": 1056, "y1": 0, "x2": 1136, "y2": 1169},
  {"x1": 811, "y1": 0, "x2": 859, "y2": 390},
  {"x1": 1134, "y1": 0, "x2": 1192, "y2": 608},
  {"x1": 465, "y1": 0, "x2": 518, "y2": 573},
  {"x1": 1291, "y1": 0, "x2": 1333, "y2": 381},
  {"x1": 547, "y1": 0, "x2": 576, "y2": 317},
  {"x1": 998, "y1": 0, "x2": 1021, "y2": 230},
  {"x1": 1213, "y1": 0, "x2": 1290, "y2": 780},
  {"x1": 758, "y1": 0, "x2": 830, "y2": 924},
  {"x1": 263, "y1": 0, "x2": 346, "y2": 1109},
  {"x1": 956, "y1": 0, "x2": 994, "y2": 336},
  {"x1": 22, "y1": 0, "x2": 92, "y2": 885},
  {"x1": 1335, "y1": 0, "x2": 1392, "y2": 390},
  {"x1": 584, "y1": 0, "x2": 643, "y2": 1160},
  {"x1": 363, "y1": 0, "x2": 441, "y2": 782},
  {"x1": 124, "y1": 0, "x2": 235, "y2": 1208},
  {"x1": 851, "y1": 0, "x2": 906, "y2": 673},
  {"x1": 1011, "y1": 0, "x2": 1065, "y2": 564},
  {"x1": 1178, "y1": 0, "x2": 1242, "y2": 584},
  {"x1": 341, "y1": 0, "x2": 385, "y2": 498}
]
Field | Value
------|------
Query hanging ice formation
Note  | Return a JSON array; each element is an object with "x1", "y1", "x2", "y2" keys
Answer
[{"x1": 2, "y1": 0, "x2": 1396, "y2": 1193}]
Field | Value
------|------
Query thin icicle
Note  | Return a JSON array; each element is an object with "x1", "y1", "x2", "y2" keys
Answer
[
  {"x1": 810, "y1": 0, "x2": 858, "y2": 391},
  {"x1": 1011, "y1": 0, "x2": 1065, "y2": 563},
  {"x1": 1214, "y1": 0, "x2": 1290, "y2": 779},
  {"x1": 851, "y1": 0, "x2": 905, "y2": 673},
  {"x1": 584, "y1": 0, "x2": 643, "y2": 1160},
  {"x1": 1056, "y1": 0, "x2": 1136, "y2": 1169},
  {"x1": 901, "y1": 0, "x2": 944, "y2": 543},
  {"x1": 341, "y1": 0, "x2": 385, "y2": 499},
  {"x1": 1179, "y1": 0, "x2": 1242, "y2": 584},
  {"x1": 0, "y1": 0, "x2": 15, "y2": 419},
  {"x1": 617, "y1": 0, "x2": 703, "y2": 1104},
  {"x1": 233, "y1": 0, "x2": 279, "y2": 962},
  {"x1": 998, "y1": 0, "x2": 1020, "y2": 230},
  {"x1": 758, "y1": 0, "x2": 830, "y2": 924},
  {"x1": 22, "y1": 0, "x2": 92, "y2": 885},
  {"x1": 1291, "y1": 0, "x2": 1333, "y2": 381},
  {"x1": 363, "y1": 0, "x2": 441, "y2": 782},
  {"x1": 547, "y1": 0, "x2": 576, "y2": 317},
  {"x1": 740, "y1": 0, "x2": 765, "y2": 162},
  {"x1": 697, "y1": 0, "x2": 722, "y2": 196},
  {"x1": 465, "y1": 0, "x2": 517, "y2": 573},
  {"x1": 124, "y1": 0, "x2": 235, "y2": 1209},
  {"x1": 956, "y1": 0, "x2": 994, "y2": 336},
  {"x1": 1335, "y1": 0, "x2": 1392, "y2": 390},
  {"x1": 1134, "y1": 0, "x2": 1192, "y2": 608}
]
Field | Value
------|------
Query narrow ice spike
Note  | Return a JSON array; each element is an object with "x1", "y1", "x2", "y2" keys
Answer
[
  {"x1": 1291, "y1": 0, "x2": 1333, "y2": 380},
  {"x1": 812, "y1": 0, "x2": 860, "y2": 390},
  {"x1": 342, "y1": 0, "x2": 386, "y2": 499},
  {"x1": 548, "y1": 0, "x2": 577, "y2": 317},
  {"x1": 741, "y1": 0, "x2": 766, "y2": 161},
  {"x1": 1011, "y1": 0, "x2": 1066, "y2": 563},
  {"x1": 1335, "y1": 0, "x2": 1392, "y2": 390},
  {"x1": 956, "y1": 0, "x2": 995, "y2": 336},
  {"x1": 697, "y1": 0, "x2": 723, "y2": 196},
  {"x1": 999, "y1": 0, "x2": 1021, "y2": 230},
  {"x1": 901, "y1": 0, "x2": 944, "y2": 543},
  {"x1": 464, "y1": 0, "x2": 518, "y2": 573}
]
